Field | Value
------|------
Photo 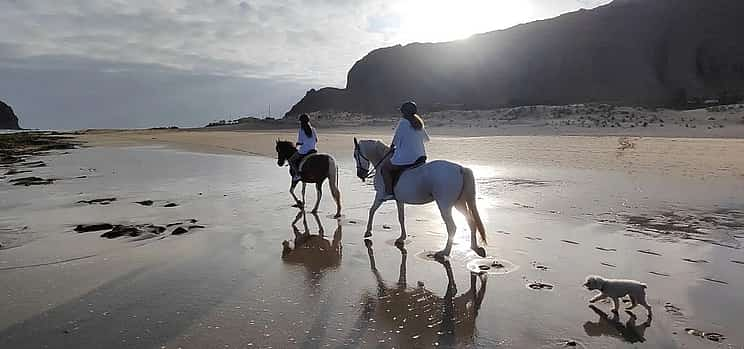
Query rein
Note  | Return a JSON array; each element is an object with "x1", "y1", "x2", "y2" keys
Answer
[{"x1": 356, "y1": 145, "x2": 393, "y2": 179}]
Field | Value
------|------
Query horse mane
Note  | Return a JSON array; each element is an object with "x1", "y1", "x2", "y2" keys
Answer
[
  {"x1": 277, "y1": 140, "x2": 295, "y2": 149},
  {"x1": 361, "y1": 140, "x2": 390, "y2": 160}
]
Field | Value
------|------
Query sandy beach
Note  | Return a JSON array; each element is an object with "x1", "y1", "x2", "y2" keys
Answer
[{"x1": 2, "y1": 128, "x2": 744, "y2": 348}]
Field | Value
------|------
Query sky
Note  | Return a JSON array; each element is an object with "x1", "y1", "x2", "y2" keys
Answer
[{"x1": 0, "y1": 0, "x2": 612, "y2": 129}]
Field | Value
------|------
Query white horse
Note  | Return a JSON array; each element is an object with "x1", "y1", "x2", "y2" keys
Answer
[{"x1": 353, "y1": 138, "x2": 487, "y2": 259}]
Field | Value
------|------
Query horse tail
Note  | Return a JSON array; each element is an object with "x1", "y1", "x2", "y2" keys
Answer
[
  {"x1": 462, "y1": 167, "x2": 487, "y2": 245},
  {"x1": 328, "y1": 156, "x2": 342, "y2": 216}
]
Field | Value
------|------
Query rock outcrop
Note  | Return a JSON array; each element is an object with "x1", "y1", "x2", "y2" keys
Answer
[
  {"x1": 287, "y1": 0, "x2": 744, "y2": 116},
  {"x1": 1, "y1": 100, "x2": 20, "y2": 129}
]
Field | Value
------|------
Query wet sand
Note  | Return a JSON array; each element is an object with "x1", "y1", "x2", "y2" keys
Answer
[{"x1": 1, "y1": 132, "x2": 743, "y2": 348}]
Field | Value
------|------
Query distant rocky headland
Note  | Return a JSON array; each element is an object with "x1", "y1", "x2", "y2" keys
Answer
[
  {"x1": 1, "y1": 100, "x2": 21, "y2": 130},
  {"x1": 286, "y1": 0, "x2": 744, "y2": 117}
]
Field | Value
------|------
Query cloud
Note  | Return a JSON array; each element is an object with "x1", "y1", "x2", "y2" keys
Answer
[{"x1": 0, "y1": 0, "x2": 614, "y2": 128}]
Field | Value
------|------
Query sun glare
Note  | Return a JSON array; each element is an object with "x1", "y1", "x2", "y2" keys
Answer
[{"x1": 392, "y1": 0, "x2": 533, "y2": 43}]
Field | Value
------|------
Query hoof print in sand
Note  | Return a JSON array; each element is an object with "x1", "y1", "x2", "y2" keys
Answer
[
  {"x1": 600, "y1": 262, "x2": 617, "y2": 268},
  {"x1": 135, "y1": 200, "x2": 154, "y2": 206},
  {"x1": 101, "y1": 224, "x2": 166, "y2": 239},
  {"x1": 595, "y1": 247, "x2": 617, "y2": 252},
  {"x1": 526, "y1": 281, "x2": 554, "y2": 291},
  {"x1": 561, "y1": 239, "x2": 580, "y2": 245},
  {"x1": 685, "y1": 328, "x2": 725, "y2": 343},
  {"x1": 701, "y1": 277, "x2": 728, "y2": 285},
  {"x1": 75, "y1": 224, "x2": 114, "y2": 233},
  {"x1": 531, "y1": 261, "x2": 550, "y2": 271},
  {"x1": 731, "y1": 260, "x2": 744, "y2": 265},
  {"x1": 10, "y1": 176, "x2": 55, "y2": 186},
  {"x1": 637, "y1": 249, "x2": 662, "y2": 256},
  {"x1": 681, "y1": 258, "x2": 708, "y2": 264},
  {"x1": 77, "y1": 198, "x2": 117, "y2": 205},
  {"x1": 163, "y1": 203, "x2": 179, "y2": 208},
  {"x1": 171, "y1": 227, "x2": 188, "y2": 235},
  {"x1": 467, "y1": 258, "x2": 518, "y2": 275},
  {"x1": 524, "y1": 236, "x2": 543, "y2": 241},
  {"x1": 649, "y1": 271, "x2": 670, "y2": 277}
]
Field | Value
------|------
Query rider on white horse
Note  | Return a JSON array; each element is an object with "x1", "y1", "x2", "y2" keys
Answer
[{"x1": 380, "y1": 101, "x2": 430, "y2": 201}]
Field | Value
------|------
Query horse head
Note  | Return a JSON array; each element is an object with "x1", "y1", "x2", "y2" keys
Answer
[
  {"x1": 275, "y1": 139, "x2": 296, "y2": 167},
  {"x1": 353, "y1": 138, "x2": 368, "y2": 180}
]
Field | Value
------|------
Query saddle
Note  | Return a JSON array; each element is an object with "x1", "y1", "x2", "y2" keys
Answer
[
  {"x1": 392, "y1": 156, "x2": 427, "y2": 187},
  {"x1": 291, "y1": 150, "x2": 318, "y2": 175}
]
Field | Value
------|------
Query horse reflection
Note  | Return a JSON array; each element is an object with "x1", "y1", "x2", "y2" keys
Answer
[
  {"x1": 281, "y1": 211, "x2": 342, "y2": 273},
  {"x1": 357, "y1": 240, "x2": 487, "y2": 347},
  {"x1": 583, "y1": 305, "x2": 652, "y2": 343}
]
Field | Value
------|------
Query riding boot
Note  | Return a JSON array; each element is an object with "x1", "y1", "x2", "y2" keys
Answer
[
  {"x1": 289, "y1": 153, "x2": 301, "y2": 182},
  {"x1": 381, "y1": 161, "x2": 396, "y2": 201}
]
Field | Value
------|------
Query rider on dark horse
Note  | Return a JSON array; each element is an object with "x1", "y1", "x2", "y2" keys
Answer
[
  {"x1": 380, "y1": 101, "x2": 430, "y2": 201},
  {"x1": 289, "y1": 114, "x2": 318, "y2": 182}
]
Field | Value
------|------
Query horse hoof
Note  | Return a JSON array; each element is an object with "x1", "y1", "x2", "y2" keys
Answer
[
  {"x1": 433, "y1": 251, "x2": 449, "y2": 261},
  {"x1": 311, "y1": 209, "x2": 318, "y2": 214},
  {"x1": 473, "y1": 247, "x2": 487, "y2": 257},
  {"x1": 333, "y1": 213, "x2": 341, "y2": 219},
  {"x1": 364, "y1": 239, "x2": 373, "y2": 248},
  {"x1": 364, "y1": 231, "x2": 372, "y2": 238},
  {"x1": 394, "y1": 238, "x2": 406, "y2": 247}
]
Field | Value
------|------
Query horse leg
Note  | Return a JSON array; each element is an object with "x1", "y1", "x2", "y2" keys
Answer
[
  {"x1": 301, "y1": 182, "x2": 307, "y2": 209},
  {"x1": 364, "y1": 197, "x2": 383, "y2": 238},
  {"x1": 434, "y1": 202, "x2": 457, "y2": 260},
  {"x1": 455, "y1": 199, "x2": 477, "y2": 250},
  {"x1": 311, "y1": 181, "x2": 322, "y2": 214},
  {"x1": 289, "y1": 180, "x2": 303, "y2": 208},
  {"x1": 395, "y1": 201, "x2": 407, "y2": 245}
]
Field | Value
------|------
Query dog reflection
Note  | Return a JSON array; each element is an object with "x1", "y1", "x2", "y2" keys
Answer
[
  {"x1": 281, "y1": 211, "x2": 342, "y2": 272},
  {"x1": 583, "y1": 305, "x2": 652, "y2": 343},
  {"x1": 357, "y1": 240, "x2": 487, "y2": 348}
]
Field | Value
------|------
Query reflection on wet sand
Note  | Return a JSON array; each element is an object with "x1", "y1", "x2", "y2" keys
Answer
[
  {"x1": 583, "y1": 305, "x2": 652, "y2": 344},
  {"x1": 281, "y1": 211, "x2": 342, "y2": 272},
  {"x1": 359, "y1": 240, "x2": 487, "y2": 347}
]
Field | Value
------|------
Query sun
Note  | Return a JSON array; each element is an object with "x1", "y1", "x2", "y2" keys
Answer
[{"x1": 392, "y1": 0, "x2": 533, "y2": 43}]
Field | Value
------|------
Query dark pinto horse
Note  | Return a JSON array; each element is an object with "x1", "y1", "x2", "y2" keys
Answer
[{"x1": 275, "y1": 140, "x2": 341, "y2": 218}]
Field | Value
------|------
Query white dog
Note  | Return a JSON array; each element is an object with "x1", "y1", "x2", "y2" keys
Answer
[{"x1": 583, "y1": 275, "x2": 652, "y2": 315}]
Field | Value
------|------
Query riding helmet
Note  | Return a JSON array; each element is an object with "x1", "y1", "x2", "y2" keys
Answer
[{"x1": 400, "y1": 101, "x2": 417, "y2": 116}]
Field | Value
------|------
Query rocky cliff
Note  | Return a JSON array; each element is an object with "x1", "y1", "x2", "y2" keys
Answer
[
  {"x1": 287, "y1": 0, "x2": 744, "y2": 116},
  {"x1": 1, "y1": 100, "x2": 21, "y2": 129}
]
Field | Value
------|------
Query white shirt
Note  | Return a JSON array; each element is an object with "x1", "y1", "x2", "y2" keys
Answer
[
  {"x1": 297, "y1": 127, "x2": 317, "y2": 155},
  {"x1": 391, "y1": 118, "x2": 430, "y2": 165}
]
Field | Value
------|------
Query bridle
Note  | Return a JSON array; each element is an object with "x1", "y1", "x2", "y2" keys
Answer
[{"x1": 354, "y1": 142, "x2": 393, "y2": 180}]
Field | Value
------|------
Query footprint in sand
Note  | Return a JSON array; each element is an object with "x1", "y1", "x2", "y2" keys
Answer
[
  {"x1": 601, "y1": 262, "x2": 617, "y2": 268},
  {"x1": 663, "y1": 302, "x2": 683, "y2": 316},
  {"x1": 561, "y1": 239, "x2": 580, "y2": 245},
  {"x1": 682, "y1": 258, "x2": 709, "y2": 264},
  {"x1": 685, "y1": 328, "x2": 726, "y2": 343},
  {"x1": 637, "y1": 249, "x2": 662, "y2": 256},
  {"x1": 595, "y1": 247, "x2": 617, "y2": 252}
]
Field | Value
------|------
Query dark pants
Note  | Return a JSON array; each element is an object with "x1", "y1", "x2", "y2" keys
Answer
[
  {"x1": 289, "y1": 150, "x2": 317, "y2": 177},
  {"x1": 382, "y1": 156, "x2": 426, "y2": 195}
]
